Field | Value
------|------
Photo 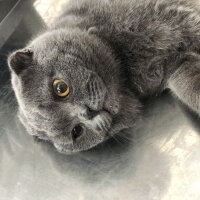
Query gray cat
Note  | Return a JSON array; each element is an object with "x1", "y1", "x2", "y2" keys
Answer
[{"x1": 7, "y1": 0, "x2": 200, "y2": 153}]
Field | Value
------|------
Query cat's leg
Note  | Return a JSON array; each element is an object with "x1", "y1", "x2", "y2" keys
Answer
[{"x1": 168, "y1": 53, "x2": 200, "y2": 114}]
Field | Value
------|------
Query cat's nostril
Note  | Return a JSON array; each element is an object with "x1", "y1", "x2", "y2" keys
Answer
[
  {"x1": 72, "y1": 124, "x2": 84, "y2": 140},
  {"x1": 88, "y1": 107, "x2": 94, "y2": 113},
  {"x1": 87, "y1": 107, "x2": 99, "y2": 119}
]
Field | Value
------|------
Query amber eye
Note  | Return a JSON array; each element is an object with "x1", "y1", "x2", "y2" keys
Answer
[{"x1": 53, "y1": 79, "x2": 70, "y2": 97}]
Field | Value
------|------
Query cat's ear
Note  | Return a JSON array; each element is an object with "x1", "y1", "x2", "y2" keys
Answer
[
  {"x1": 87, "y1": 27, "x2": 98, "y2": 35},
  {"x1": 8, "y1": 48, "x2": 33, "y2": 75}
]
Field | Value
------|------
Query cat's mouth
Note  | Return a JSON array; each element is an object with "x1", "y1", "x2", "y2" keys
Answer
[
  {"x1": 53, "y1": 134, "x2": 105, "y2": 154},
  {"x1": 19, "y1": 106, "x2": 113, "y2": 154},
  {"x1": 51, "y1": 111, "x2": 112, "y2": 153}
]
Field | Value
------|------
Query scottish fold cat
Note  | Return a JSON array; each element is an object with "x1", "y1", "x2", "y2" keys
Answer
[{"x1": 8, "y1": 0, "x2": 200, "y2": 153}]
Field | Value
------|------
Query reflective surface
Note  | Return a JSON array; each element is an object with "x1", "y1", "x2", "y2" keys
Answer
[{"x1": 0, "y1": 2, "x2": 200, "y2": 200}]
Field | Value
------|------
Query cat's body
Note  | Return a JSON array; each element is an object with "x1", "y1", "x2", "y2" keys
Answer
[
  {"x1": 8, "y1": 0, "x2": 200, "y2": 153},
  {"x1": 53, "y1": 0, "x2": 200, "y2": 97}
]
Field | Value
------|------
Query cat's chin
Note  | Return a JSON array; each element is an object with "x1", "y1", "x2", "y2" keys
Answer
[
  {"x1": 53, "y1": 143, "x2": 95, "y2": 154},
  {"x1": 52, "y1": 134, "x2": 108, "y2": 154}
]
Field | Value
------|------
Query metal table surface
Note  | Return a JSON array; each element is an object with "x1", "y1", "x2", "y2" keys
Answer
[{"x1": 0, "y1": 4, "x2": 200, "y2": 200}]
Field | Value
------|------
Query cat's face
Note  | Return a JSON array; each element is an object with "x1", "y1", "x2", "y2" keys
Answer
[{"x1": 8, "y1": 29, "x2": 140, "y2": 153}]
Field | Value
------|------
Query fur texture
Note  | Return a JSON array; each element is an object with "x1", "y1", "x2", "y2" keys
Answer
[{"x1": 8, "y1": 0, "x2": 200, "y2": 153}]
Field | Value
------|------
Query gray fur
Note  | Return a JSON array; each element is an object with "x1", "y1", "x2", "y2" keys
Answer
[{"x1": 7, "y1": 0, "x2": 200, "y2": 153}]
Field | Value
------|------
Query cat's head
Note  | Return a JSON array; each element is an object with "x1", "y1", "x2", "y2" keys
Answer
[{"x1": 8, "y1": 29, "x2": 140, "y2": 153}]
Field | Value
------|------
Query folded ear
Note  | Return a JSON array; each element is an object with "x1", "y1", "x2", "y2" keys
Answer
[
  {"x1": 8, "y1": 48, "x2": 33, "y2": 75},
  {"x1": 87, "y1": 26, "x2": 98, "y2": 35}
]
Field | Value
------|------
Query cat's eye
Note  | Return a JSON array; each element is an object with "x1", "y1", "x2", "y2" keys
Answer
[
  {"x1": 53, "y1": 79, "x2": 70, "y2": 97},
  {"x1": 72, "y1": 124, "x2": 84, "y2": 140}
]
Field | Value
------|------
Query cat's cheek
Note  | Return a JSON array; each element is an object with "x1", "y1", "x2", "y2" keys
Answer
[
  {"x1": 104, "y1": 94, "x2": 120, "y2": 115},
  {"x1": 106, "y1": 94, "x2": 142, "y2": 136},
  {"x1": 94, "y1": 112, "x2": 112, "y2": 133},
  {"x1": 18, "y1": 110, "x2": 37, "y2": 137},
  {"x1": 82, "y1": 111, "x2": 112, "y2": 134}
]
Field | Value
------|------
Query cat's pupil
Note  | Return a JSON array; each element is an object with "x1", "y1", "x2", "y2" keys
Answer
[{"x1": 56, "y1": 81, "x2": 68, "y2": 94}]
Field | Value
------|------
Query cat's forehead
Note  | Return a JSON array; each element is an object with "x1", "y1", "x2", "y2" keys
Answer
[
  {"x1": 30, "y1": 30, "x2": 83, "y2": 57},
  {"x1": 31, "y1": 45, "x2": 89, "y2": 78}
]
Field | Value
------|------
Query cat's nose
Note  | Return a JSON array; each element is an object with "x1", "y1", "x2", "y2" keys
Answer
[
  {"x1": 84, "y1": 107, "x2": 99, "y2": 119},
  {"x1": 81, "y1": 106, "x2": 99, "y2": 120}
]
